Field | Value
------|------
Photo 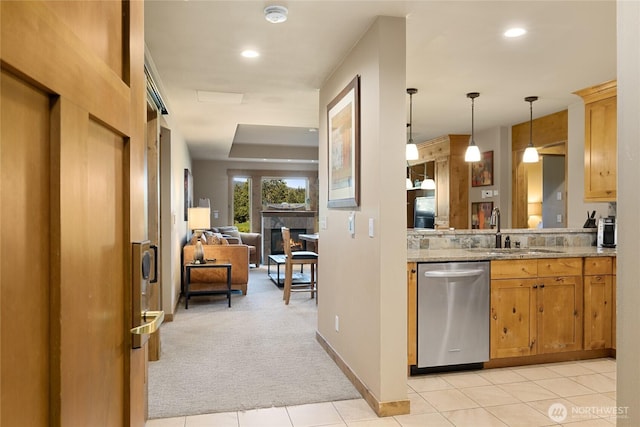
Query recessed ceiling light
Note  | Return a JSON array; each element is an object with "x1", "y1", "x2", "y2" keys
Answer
[
  {"x1": 264, "y1": 5, "x2": 288, "y2": 24},
  {"x1": 504, "y1": 28, "x2": 526, "y2": 38},
  {"x1": 241, "y1": 49, "x2": 260, "y2": 58}
]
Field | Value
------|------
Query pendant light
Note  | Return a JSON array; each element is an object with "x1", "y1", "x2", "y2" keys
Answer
[
  {"x1": 523, "y1": 96, "x2": 540, "y2": 163},
  {"x1": 420, "y1": 163, "x2": 436, "y2": 189},
  {"x1": 464, "y1": 92, "x2": 481, "y2": 162},
  {"x1": 405, "y1": 88, "x2": 419, "y2": 160}
]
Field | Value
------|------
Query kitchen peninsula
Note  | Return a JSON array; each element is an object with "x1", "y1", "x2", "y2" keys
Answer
[{"x1": 407, "y1": 228, "x2": 617, "y2": 374}]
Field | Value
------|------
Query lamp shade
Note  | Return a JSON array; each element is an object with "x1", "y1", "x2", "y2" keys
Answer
[
  {"x1": 406, "y1": 143, "x2": 419, "y2": 160},
  {"x1": 464, "y1": 143, "x2": 481, "y2": 162},
  {"x1": 523, "y1": 145, "x2": 539, "y2": 163},
  {"x1": 188, "y1": 207, "x2": 210, "y2": 231},
  {"x1": 421, "y1": 178, "x2": 436, "y2": 190},
  {"x1": 528, "y1": 202, "x2": 542, "y2": 216}
]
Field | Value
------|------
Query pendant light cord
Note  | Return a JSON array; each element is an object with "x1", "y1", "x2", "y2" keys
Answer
[
  {"x1": 529, "y1": 99, "x2": 533, "y2": 145},
  {"x1": 408, "y1": 92, "x2": 414, "y2": 143}
]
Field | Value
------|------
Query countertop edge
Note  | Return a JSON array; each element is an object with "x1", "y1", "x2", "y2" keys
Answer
[{"x1": 407, "y1": 246, "x2": 616, "y2": 262}]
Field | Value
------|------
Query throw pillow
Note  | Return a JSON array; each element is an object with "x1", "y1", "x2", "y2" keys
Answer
[{"x1": 204, "y1": 232, "x2": 229, "y2": 245}]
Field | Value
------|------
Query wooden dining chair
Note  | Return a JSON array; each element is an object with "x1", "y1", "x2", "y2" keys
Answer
[{"x1": 281, "y1": 227, "x2": 318, "y2": 305}]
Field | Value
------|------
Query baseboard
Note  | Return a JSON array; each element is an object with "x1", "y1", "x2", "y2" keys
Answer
[{"x1": 315, "y1": 332, "x2": 410, "y2": 417}]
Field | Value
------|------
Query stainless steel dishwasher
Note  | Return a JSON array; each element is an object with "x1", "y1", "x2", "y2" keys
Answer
[{"x1": 417, "y1": 261, "x2": 490, "y2": 370}]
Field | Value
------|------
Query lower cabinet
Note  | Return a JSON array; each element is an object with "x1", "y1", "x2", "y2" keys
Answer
[
  {"x1": 584, "y1": 257, "x2": 613, "y2": 349},
  {"x1": 490, "y1": 258, "x2": 583, "y2": 359}
]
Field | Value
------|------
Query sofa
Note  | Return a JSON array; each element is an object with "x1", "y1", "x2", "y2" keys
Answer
[
  {"x1": 183, "y1": 232, "x2": 250, "y2": 295},
  {"x1": 211, "y1": 226, "x2": 262, "y2": 266}
]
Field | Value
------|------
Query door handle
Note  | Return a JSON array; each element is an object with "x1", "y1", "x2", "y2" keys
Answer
[
  {"x1": 150, "y1": 244, "x2": 159, "y2": 283},
  {"x1": 131, "y1": 310, "x2": 164, "y2": 336}
]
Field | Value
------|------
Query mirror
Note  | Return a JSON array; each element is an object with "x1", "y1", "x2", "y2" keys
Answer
[
  {"x1": 512, "y1": 109, "x2": 568, "y2": 229},
  {"x1": 518, "y1": 143, "x2": 567, "y2": 229}
]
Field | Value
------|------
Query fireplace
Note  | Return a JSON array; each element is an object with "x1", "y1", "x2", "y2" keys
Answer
[
  {"x1": 271, "y1": 228, "x2": 306, "y2": 255},
  {"x1": 261, "y1": 210, "x2": 316, "y2": 258}
]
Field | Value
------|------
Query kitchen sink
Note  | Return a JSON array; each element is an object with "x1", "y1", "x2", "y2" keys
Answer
[{"x1": 466, "y1": 247, "x2": 565, "y2": 256}]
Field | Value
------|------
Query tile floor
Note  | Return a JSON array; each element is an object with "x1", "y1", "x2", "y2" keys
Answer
[{"x1": 146, "y1": 358, "x2": 619, "y2": 427}]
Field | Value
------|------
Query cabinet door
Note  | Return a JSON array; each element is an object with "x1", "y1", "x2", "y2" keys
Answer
[
  {"x1": 584, "y1": 96, "x2": 617, "y2": 201},
  {"x1": 584, "y1": 274, "x2": 612, "y2": 349},
  {"x1": 407, "y1": 263, "x2": 418, "y2": 366},
  {"x1": 490, "y1": 279, "x2": 537, "y2": 358},
  {"x1": 537, "y1": 276, "x2": 583, "y2": 353},
  {"x1": 612, "y1": 261, "x2": 617, "y2": 349}
]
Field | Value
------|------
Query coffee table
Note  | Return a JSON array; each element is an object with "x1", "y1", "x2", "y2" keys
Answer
[
  {"x1": 267, "y1": 254, "x2": 309, "y2": 287},
  {"x1": 184, "y1": 260, "x2": 232, "y2": 308}
]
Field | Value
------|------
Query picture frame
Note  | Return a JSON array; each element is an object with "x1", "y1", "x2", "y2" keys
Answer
[
  {"x1": 471, "y1": 202, "x2": 493, "y2": 229},
  {"x1": 471, "y1": 150, "x2": 494, "y2": 187},
  {"x1": 327, "y1": 75, "x2": 360, "y2": 208},
  {"x1": 184, "y1": 168, "x2": 193, "y2": 221}
]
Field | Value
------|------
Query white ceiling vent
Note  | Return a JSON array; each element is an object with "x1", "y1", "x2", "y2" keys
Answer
[{"x1": 196, "y1": 91, "x2": 244, "y2": 105}]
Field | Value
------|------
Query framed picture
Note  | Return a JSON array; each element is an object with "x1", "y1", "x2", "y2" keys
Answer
[
  {"x1": 184, "y1": 168, "x2": 193, "y2": 221},
  {"x1": 471, "y1": 202, "x2": 493, "y2": 229},
  {"x1": 471, "y1": 150, "x2": 494, "y2": 187},
  {"x1": 327, "y1": 75, "x2": 360, "y2": 208}
]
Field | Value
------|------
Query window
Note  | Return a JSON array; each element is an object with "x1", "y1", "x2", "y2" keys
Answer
[
  {"x1": 261, "y1": 177, "x2": 308, "y2": 207},
  {"x1": 233, "y1": 177, "x2": 250, "y2": 232}
]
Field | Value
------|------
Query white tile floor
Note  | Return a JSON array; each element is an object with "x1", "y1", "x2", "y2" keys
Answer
[{"x1": 146, "y1": 358, "x2": 619, "y2": 427}]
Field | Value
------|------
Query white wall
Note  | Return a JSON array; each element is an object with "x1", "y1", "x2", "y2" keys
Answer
[
  {"x1": 159, "y1": 117, "x2": 191, "y2": 317},
  {"x1": 318, "y1": 16, "x2": 407, "y2": 404},
  {"x1": 469, "y1": 127, "x2": 510, "y2": 226},
  {"x1": 616, "y1": 1, "x2": 640, "y2": 424},
  {"x1": 192, "y1": 159, "x2": 318, "y2": 229}
]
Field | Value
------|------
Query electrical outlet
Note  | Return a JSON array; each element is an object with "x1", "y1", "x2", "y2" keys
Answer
[
  {"x1": 335, "y1": 315, "x2": 339, "y2": 332},
  {"x1": 557, "y1": 214, "x2": 563, "y2": 223}
]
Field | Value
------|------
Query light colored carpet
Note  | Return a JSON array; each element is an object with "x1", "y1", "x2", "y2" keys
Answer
[{"x1": 148, "y1": 266, "x2": 360, "y2": 419}]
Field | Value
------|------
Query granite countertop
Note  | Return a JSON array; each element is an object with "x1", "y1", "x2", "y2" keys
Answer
[{"x1": 407, "y1": 246, "x2": 617, "y2": 263}]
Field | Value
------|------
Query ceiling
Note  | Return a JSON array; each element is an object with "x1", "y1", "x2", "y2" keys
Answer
[{"x1": 144, "y1": 1, "x2": 616, "y2": 164}]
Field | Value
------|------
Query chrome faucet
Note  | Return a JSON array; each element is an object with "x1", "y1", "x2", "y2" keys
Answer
[{"x1": 490, "y1": 207, "x2": 501, "y2": 248}]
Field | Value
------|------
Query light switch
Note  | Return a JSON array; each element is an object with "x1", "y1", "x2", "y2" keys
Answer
[
  {"x1": 213, "y1": 210, "x2": 219, "y2": 219},
  {"x1": 557, "y1": 214, "x2": 563, "y2": 223},
  {"x1": 320, "y1": 217, "x2": 327, "y2": 230},
  {"x1": 557, "y1": 191, "x2": 562, "y2": 201},
  {"x1": 368, "y1": 218, "x2": 374, "y2": 237},
  {"x1": 348, "y1": 212, "x2": 355, "y2": 236}
]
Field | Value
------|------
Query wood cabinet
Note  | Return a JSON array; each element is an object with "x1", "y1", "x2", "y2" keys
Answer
[
  {"x1": 490, "y1": 258, "x2": 583, "y2": 359},
  {"x1": 575, "y1": 80, "x2": 617, "y2": 202},
  {"x1": 583, "y1": 257, "x2": 613, "y2": 350},
  {"x1": 612, "y1": 258, "x2": 617, "y2": 349}
]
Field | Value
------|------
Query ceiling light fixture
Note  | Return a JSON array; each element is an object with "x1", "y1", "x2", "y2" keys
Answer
[
  {"x1": 241, "y1": 49, "x2": 260, "y2": 58},
  {"x1": 465, "y1": 92, "x2": 481, "y2": 162},
  {"x1": 264, "y1": 5, "x2": 288, "y2": 24},
  {"x1": 406, "y1": 88, "x2": 419, "y2": 160},
  {"x1": 523, "y1": 96, "x2": 540, "y2": 163},
  {"x1": 504, "y1": 27, "x2": 526, "y2": 38}
]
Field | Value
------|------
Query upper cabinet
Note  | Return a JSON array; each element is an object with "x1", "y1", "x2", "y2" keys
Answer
[{"x1": 575, "y1": 80, "x2": 617, "y2": 202}]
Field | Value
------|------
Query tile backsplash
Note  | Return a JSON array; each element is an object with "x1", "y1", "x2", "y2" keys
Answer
[{"x1": 407, "y1": 228, "x2": 597, "y2": 250}]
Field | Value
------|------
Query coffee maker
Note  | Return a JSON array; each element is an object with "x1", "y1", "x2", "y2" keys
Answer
[{"x1": 597, "y1": 216, "x2": 617, "y2": 248}]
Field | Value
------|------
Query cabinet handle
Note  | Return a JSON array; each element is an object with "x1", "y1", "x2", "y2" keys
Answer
[
  {"x1": 411, "y1": 269, "x2": 417, "y2": 274},
  {"x1": 539, "y1": 306, "x2": 544, "y2": 313},
  {"x1": 540, "y1": 284, "x2": 545, "y2": 288},
  {"x1": 533, "y1": 285, "x2": 538, "y2": 289}
]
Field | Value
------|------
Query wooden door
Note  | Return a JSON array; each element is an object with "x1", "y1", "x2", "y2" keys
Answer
[
  {"x1": 537, "y1": 276, "x2": 583, "y2": 354},
  {"x1": 490, "y1": 279, "x2": 537, "y2": 359},
  {"x1": 584, "y1": 274, "x2": 613, "y2": 349},
  {"x1": 1, "y1": 1, "x2": 146, "y2": 426}
]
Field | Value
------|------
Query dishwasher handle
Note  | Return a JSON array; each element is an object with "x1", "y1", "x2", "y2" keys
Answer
[{"x1": 423, "y1": 269, "x2": 485, "y2": 278}]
